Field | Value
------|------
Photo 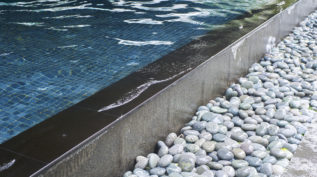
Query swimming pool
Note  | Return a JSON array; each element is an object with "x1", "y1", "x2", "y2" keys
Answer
[{"x1": 0, "y1": 0, "x2": 277, "y2": 143}]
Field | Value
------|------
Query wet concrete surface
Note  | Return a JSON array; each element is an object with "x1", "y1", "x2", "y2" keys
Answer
[{"x1": 283, "y1": 115, "x2": 317, "y2": 177}]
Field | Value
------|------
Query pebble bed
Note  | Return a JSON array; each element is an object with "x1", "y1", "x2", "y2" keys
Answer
[{"x1": 123, "y1": 10, "x2": 317, "y2": 177}]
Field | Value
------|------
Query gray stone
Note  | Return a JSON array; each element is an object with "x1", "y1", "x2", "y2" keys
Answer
[
  {"x1": 270, "y1": 148, "x2": 287, "y2": 158},
  {"x1": 206, "y1": 122, "x2": 219, "y2": 134},
  {"x1": 256, "y1": 124, "x2": 268, "y2": 136},
  {"x1": 240, "y1": 143, "x2": 254, "y2": 155},
  {"x1": 150, "y1": 167, "x2": 166, "y2": 176},
  {"x1": 272, "y1": 165, "x2": 285, "y2": 175},
  {"x1": 232, "y1": 148, "x2": 246, "y2": 159},
  {"x1": 158, "y1": 154, "x2": 173, "y2": 167},
  {"x1": 166, "y1": 163, "x2": 181, "y2": 174},
  {"x1": 245, "y1": 156, "x2": 262, "y2": 167},
  {"x1": 232, "y1": 117, "x2": 244, "y2": 127},
  {"x1": 207, "y1": 162, "x2": 223, "y2": 170},
  {"x1": 251, "y1": 150, "x2": 268, "y2": 159},
  {"x1": 196, "y1": 155, "x2": 213, "y2": 166},
  {"x1": 217, "y1": 148, "x2": 234, "y2": 160},
  {"x1": 232, "y1": 160, "x2": 249, "y2": 169},
  {"x1": 215, "y1": 170, "x2": 228, "y2": 177},
  {"x1": 236, "y1": 166, "x2": 252, "y2": 177},
  {"x1": 262, "y1": 156, "x2": 277, "y2": 164},
  {"x1": 213, "y1": 133, "x2": 227, "y2": 142},
  {"x1": 185, "y1": 135, "x2": 199, "y2": 143},
  {"x1": 192, "y1": 122, "x2": 206, "y2": 131},
  {"x1": 178, "y1": 153, "x2": 196, "y2": 172},
  {"x1": 202, "y1": 141, "x2": 216, "y2": 152},
  {"x1": 222, "y1": 166, "x2": 235, "y2": 177},
  {"x1": 241, "y1": 124, "x2": 257, "y2": 131},
  {"x1": 169, "y1": 144, "x2": 184, "y2": 155},
  {"x1": 211, "y1": 106, "x2": 228, "y2": 114},
  {"x1": 185, "y1": 144, "x2": 200, "y2": 153},
  {"x1": 148, "y1": 153, "x2": 160, "y2": 168},
  {"x1": 174, "y1": 137, "x2": 186, "y2": 146},
  {"x1": 268, "y1": 125, "x2": 279, "y2": 136},
  {"x1": 134, "y1": 168, "x2": 150, "y2": 176},
  {"x1": 231, "y1": 131, "x2": 248, "y2": 142},
  {"x1": 240, "y1": 103, "x2": 252, "y2": 110},
  {"x1": 135, "y1": 156, "x2": 149, "y2": 169},
  {"x1": 165, "y1": 133, "x2": 177, "y2": 146},
  {"x1": 248, "y1": 136, "x2": 268, "y2": 146}
]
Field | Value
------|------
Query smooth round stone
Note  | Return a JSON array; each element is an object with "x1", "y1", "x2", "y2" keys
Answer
[
  {"x1": 232, "y1": 117, "x2": 244, "y2": 127},
  {"x1": 201, "y1": 171, "x2": 215, "y2": 177},
  {"x1": 249, "y1": 76, "x2": 260, "y2": 84},
  {"x1": 245, "y1": 156, "x2": 262, "y2": 167},
  {"x1": 242, "y1": 81, "x2": 254, "y2": 89},
  {"x1": 196, "y1": 165, "x2": 210, "y2": 175},
  {"x1": 275, "y1": 158, "x2": 290, "y2": 167},
  {"x1": 232, "y1": 148, "x2": 246, "y2": 159},
  {"x1": 251, "y1": 150, "x2": 268, "y2": 159},
  {"x1": 148, "y1": 153, "x2": 160, "y2": 168},
  {"x1": 183, "y1": 130, "x2": 200, "y2": 136},
  {"x1": 262, "y1": 156, "x2": 277, "y2": 164},
  {"x1": 178, "y1": 154, "x2": 196, "y2": 172},
  {"x1": 192, "y1": 122, "x2": 206, "y2": 131},
  {"x1": 268, "y1": 140, "x2": 285, "y2": 150},
  {"x1": 202, "y1": 141, "x2": 216, "y2": 152},
  {"x1": 223, "y1": 121, "x2": 234, "y2": 129},
  {"x1": 255, "y1": 108, "x2": 266, "y2": 115},
  {"x1": 268, "y1": 125, "x2": 280, "y2": 136},
  {"x1": 158, "y1": 145, "x2": 169, "y2": 157},
  {"x1": 169, "y1": 144, "x2": 184, "y2": 155},
  {"x1": 232, "y1": 160, "x2": 249, "y2": 169},
  {"x1": 123, "y1": 171, "x2": 133, "y2": 177},
  {"x1": 216, "y1": 161, "x2": 230, "y2": 167},
  {"x1": 185, "y1": 144, "x2": 200, "y2": 153},
  {"x1": 283, "y1": 143, "x2": 297, "y2": 153},
  {"x1": 217, "y1": 148, "x2": 234, "y2": 160},
  {"x1": 215, "y1": 170, "x2": 228, "y2": 177},
  {"x1": 206, "y1": 122, "x2": 219, "y2": 134},
  {"x1": 240, "y1": 103, "x2": 252, "y2": 110},
  {"x1": 231, "y1": 131, "x2": 248, "y2": 142},
  {"x1": 135, "y1": 156, "x2": 149, "y2": 169},
  {"x1": 256, "y1": 124, "x2": 268, "y2": 136},
  {"x1": 228, "y1": 107, "x2": 239, "y2": 116},
  {"x1": 244, "y1": 117, "x2": 258, "y2": 124},
  {"x1": 174, "y1": 137, "x2": 186, "y2": 146},
  {"x1": 185, "y1": 135, "x2": 199, "y2": 143},
  {"x1": 169, "y1": 173, "x2": 182, "y2": 177},
  {"x1": 223, "y1": 166, "x2": 235, "y2": 177},
  {"x1": 266, "y1": 109, "x2": 275, "y2": 118},
  {"x1": 249, "y1": 136, "x2": 268, "y2": 146},
  {"x1": 211, "y1": 106, "x2": 228, "y2": 114},
  {"x1": 213, "y1": 133, "x2": 227, "y2": 142},
  {"x1": 251, "y1": 143, "x2": 266, "y2": 151},
  {"x1": 196, "y1": 156, "x2": 213, "y2": 166},
  {"x1": 199, "y1": 131, "x2": 212, "y2": 140},
  {"x1": 290, "y1": 100, "x2": 301, "y2": 108},
  {"x1": 158, "y1": 154, "x2": 173, "y2": 167},
  {"x1": 202, "y1": 112, "x2": 222, "y2": 123},
  {"x1": 218, "y1": 125, "x2": 228, "y2": 134},
  {"x1": 240, "y1": 143, "x2": 254, "y2": 155},
  {"x1": 166, "y1": 133, "x2": 177, "y2": 146},
  {"x1": 288, "y1": 137, "x2": 301, "y2": 144},
  {"x1": 150, "y1": 167, "x2": 166, "y2": 176},
  {"x1": 239, "y1": 111, "x2": 249, "y2": 119},
  {"x1": 134, "y1": 168, "x2": 149, "y2": 176},
  {"x1": 195, "y1": 138, "x2": 206, "y2": 147},
  {"x1": 236, "y1": 166, "x2": 253, "y2": 177},
  {"x1": 279, "y1": 128, "x2": 296, "y2": 138},
  {"x1": 166, "y1": 163, "x2": 181, "y2": 174},
  {"x1": 270, "y1": 148, "x2": 287, "y2": 158},
  {"x1": 272, "y1": 165, "x2": 285, "y2": 175},
  {"x1": 277, "y1": 120, "x2": 289, "y2": 127},
  {"x1": 274, "y1": 109, "x2": 286, "y2": 120},
  {"x1": 207, "y1": 162, "x2": 223, "y2": 170},
  {"x1": 242, "y1": 124, "x2": 257, "y2": 131}
]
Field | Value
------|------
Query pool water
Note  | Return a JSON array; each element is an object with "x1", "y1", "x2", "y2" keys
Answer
[{"x1": 0, "y1": 0, "x2": 275, "y2": 143}]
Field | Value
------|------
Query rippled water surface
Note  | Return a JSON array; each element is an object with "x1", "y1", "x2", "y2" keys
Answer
[{"x1": 0, "y1": 0, "x2": 277, "y2": 143}]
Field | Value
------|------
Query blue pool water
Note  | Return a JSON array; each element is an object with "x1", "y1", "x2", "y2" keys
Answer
[{"x1": 0, "y1": 0, "x2": 273, "y2": 143}]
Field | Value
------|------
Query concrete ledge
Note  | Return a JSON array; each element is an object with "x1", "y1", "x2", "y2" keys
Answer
[{"x1": 34, "y1": 0, "x2": 317, "y2": 176}]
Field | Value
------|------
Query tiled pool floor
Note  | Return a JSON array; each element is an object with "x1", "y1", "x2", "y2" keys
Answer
[{"x1": 0, "y1": 0, "x2": 276, "y2": 143}]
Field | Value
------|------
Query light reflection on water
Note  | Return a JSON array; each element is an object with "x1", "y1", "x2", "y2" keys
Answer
[{"x1": 0, "y1": 0, "x2": 276, "y2": 143}]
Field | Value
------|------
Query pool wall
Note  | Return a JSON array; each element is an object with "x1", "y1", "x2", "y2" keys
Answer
[{"x1": 33, "y1": 0, "x2": 317, "y2": 176}]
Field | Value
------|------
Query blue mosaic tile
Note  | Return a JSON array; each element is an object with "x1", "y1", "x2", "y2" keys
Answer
[{"x1": 0, "y1": 0, "x2": 272, "y2": 143}]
